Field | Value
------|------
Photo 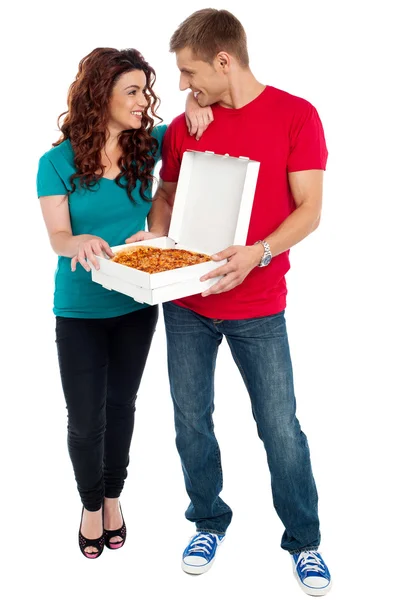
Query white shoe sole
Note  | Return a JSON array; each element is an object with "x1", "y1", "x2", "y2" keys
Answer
[
  {"x1": 293, "y1": 565, "x2": 333, "y2": 596},
  {"x1": 181, "y1": 555, "x2": 216, "y2": 575}
]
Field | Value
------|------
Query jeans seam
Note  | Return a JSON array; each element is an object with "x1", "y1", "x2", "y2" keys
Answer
[{"x1": 210, "y1": 341, "x2": 224, "y2": 485}]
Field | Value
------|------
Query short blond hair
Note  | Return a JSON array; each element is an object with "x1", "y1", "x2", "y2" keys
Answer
[{"x1": 170, "y1": 9, "x2": 249, "y2": 67}]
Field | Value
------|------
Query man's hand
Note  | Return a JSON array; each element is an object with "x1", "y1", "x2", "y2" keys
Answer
[
  {"x1": 125, "y1": 231, "x2": 164, "y2": 244},
  {"x1": 200, "y1": 244, "x2": 264, "y2": 296},
  {"x1": 185, "y1": 92, "x2": 214, "y2": 140}
]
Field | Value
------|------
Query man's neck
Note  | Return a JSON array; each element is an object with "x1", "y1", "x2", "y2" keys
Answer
[{"x1": 218, "y1": 70, "x2": 266, "y2": 109}]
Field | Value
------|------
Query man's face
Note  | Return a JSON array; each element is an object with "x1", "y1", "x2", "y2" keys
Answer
[{"x1": 176, "y1": 47, "x2": 227, "y2": 106}]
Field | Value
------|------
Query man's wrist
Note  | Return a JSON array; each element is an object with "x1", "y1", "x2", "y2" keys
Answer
[
  {"x1": 253, "y1": 240, "x2": 272, "y2": 267},
  {"x1": 149, "y1": 228, "x2": 168, "y2": 236},
  {"x1": 253, "y1": 242, "x2": 265, "y2": 264}
]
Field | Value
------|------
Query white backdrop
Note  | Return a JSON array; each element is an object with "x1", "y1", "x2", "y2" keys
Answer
[{"x1": 2, "y1": 1, "x2": 398, "y2": 598}]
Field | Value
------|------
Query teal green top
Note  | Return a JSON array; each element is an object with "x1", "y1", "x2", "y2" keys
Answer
[{"x1": 37, "y1": 125, "x2": 167, "y2": 319}]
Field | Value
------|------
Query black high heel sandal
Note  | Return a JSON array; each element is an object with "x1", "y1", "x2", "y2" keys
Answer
[
  {"x1": 104, "y1": 503, "x2": 126, "y2": 550},
  {"x1": 79, "y1": 507, "x2": 105, "y2": 559}
]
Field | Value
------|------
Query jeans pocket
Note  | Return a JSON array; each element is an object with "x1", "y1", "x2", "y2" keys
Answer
[{"x1": 163, "y1": 302, "x2": 200, "y2": 333}]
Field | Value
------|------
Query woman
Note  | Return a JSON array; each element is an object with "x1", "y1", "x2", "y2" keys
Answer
[{"x1": 37, "y1": 47, "x2": 212, "y2": 559}]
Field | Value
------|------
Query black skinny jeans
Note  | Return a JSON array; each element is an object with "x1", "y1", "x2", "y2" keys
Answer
[{"x1": 55, "y1": 306, "x2": 158, "y2": 511}]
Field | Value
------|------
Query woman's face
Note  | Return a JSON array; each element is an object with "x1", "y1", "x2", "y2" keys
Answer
[{"x1": 108, "y1": 70, "x2": 148, "y2": 132}]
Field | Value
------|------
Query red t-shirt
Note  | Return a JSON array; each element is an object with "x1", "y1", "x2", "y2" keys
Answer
[{"x1": 160, "y1": 85, "x2": 328, "y2": 319}]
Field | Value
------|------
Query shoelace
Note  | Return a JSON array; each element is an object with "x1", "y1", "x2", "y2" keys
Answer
[
  {"x1": 296, "y1": 551, "x2": 325, "y2": 574},
  {"x1": 186, "y1": 533, "x2": 215, "y2": 556}
]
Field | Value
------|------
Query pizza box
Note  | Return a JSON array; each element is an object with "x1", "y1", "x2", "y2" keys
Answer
[{"x1": 91, "y1": 150, "x2": 260, "y2": 305}]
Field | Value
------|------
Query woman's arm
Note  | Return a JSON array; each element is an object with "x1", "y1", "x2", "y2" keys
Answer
[{"x1": 40, "y1": 195, "x2": 113, "y2": 271}]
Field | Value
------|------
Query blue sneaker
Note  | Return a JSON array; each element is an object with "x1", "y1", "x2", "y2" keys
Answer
[
  {"x1": 182, "y1": 532, "x2": 225, "y2": 574},
  {"x1": 292, "y1": 551, "x2": 332, "y2": 596}
]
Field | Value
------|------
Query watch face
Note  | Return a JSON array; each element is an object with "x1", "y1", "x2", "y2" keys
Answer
[{"x1": 261, "y1": 254, "x2": 272, "y2": 267}]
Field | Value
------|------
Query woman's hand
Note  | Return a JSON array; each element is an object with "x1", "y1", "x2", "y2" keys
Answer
[
  {"x1": 71, "y1": 236, "x2": 114, "y2": 272},
  {"x1": 185, "y1": 91, "x2": 214, "y2": 140}
]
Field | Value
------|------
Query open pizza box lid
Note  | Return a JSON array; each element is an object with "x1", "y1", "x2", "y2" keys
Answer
[
  {"x1": 168, "y1": 150, "x2": 260, "y2": 254},
  {"x1": 92, "y1": 150, "x2": 260, "y2": 302}
]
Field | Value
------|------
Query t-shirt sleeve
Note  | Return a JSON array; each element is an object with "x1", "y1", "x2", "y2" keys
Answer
[
  {"x1": 37, "y1": 155, "x2": 68, "y2": 197},
  {"x1": 287, "y1": 103, "x2": 328, "y2": 172},
  {"x1": 152, "y1": 124, "x2": 168, "y2": 163},
  {"x1": 159, "y1": 119, "x2": 182, "y2": 183}
]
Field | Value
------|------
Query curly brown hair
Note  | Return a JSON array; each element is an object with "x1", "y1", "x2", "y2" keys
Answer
[{"x1": 54, "y1": 48, "x2": 162, "y2": 203}]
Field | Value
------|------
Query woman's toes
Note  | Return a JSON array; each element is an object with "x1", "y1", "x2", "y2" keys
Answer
[{"x1": 110, "y1": 536, "x2": 122, "y2": 544}]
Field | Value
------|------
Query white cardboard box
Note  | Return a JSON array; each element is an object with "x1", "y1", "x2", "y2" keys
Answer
[{"x1": 91, "y1": 150, "x2": 260, "y2": 305}]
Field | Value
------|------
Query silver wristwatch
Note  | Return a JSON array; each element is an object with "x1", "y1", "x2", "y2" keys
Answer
[{"x1": 254, "y1": 240, "x2": 272, "y2": 267}]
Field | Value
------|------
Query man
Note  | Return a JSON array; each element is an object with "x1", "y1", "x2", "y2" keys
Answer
[{"x1": 128, "y1": 8, "x2": 331, "y2": 596}]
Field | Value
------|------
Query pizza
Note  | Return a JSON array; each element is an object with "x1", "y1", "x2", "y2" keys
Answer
[{"x1": 111, "y1": 246, "x2": 211, "y2": 274}]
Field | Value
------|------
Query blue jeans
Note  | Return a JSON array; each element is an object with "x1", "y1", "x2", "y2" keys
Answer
[{"x1": 163, "y1": 302, "x2": 320, "y2": 553}]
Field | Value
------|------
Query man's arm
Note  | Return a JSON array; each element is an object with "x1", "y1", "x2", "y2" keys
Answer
[
  {"x1": 125, "y1": 180, "x2": 178, "y2": 243},
  {"x1": 200, "y1": 169, "x2": 324, "y2": 296},
  {"x1": 147, "y1": 180, "x2": 177, "y2": 235},
  {"x1": 262, "y1": 169, "x2": 323, "y2": 257}
]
